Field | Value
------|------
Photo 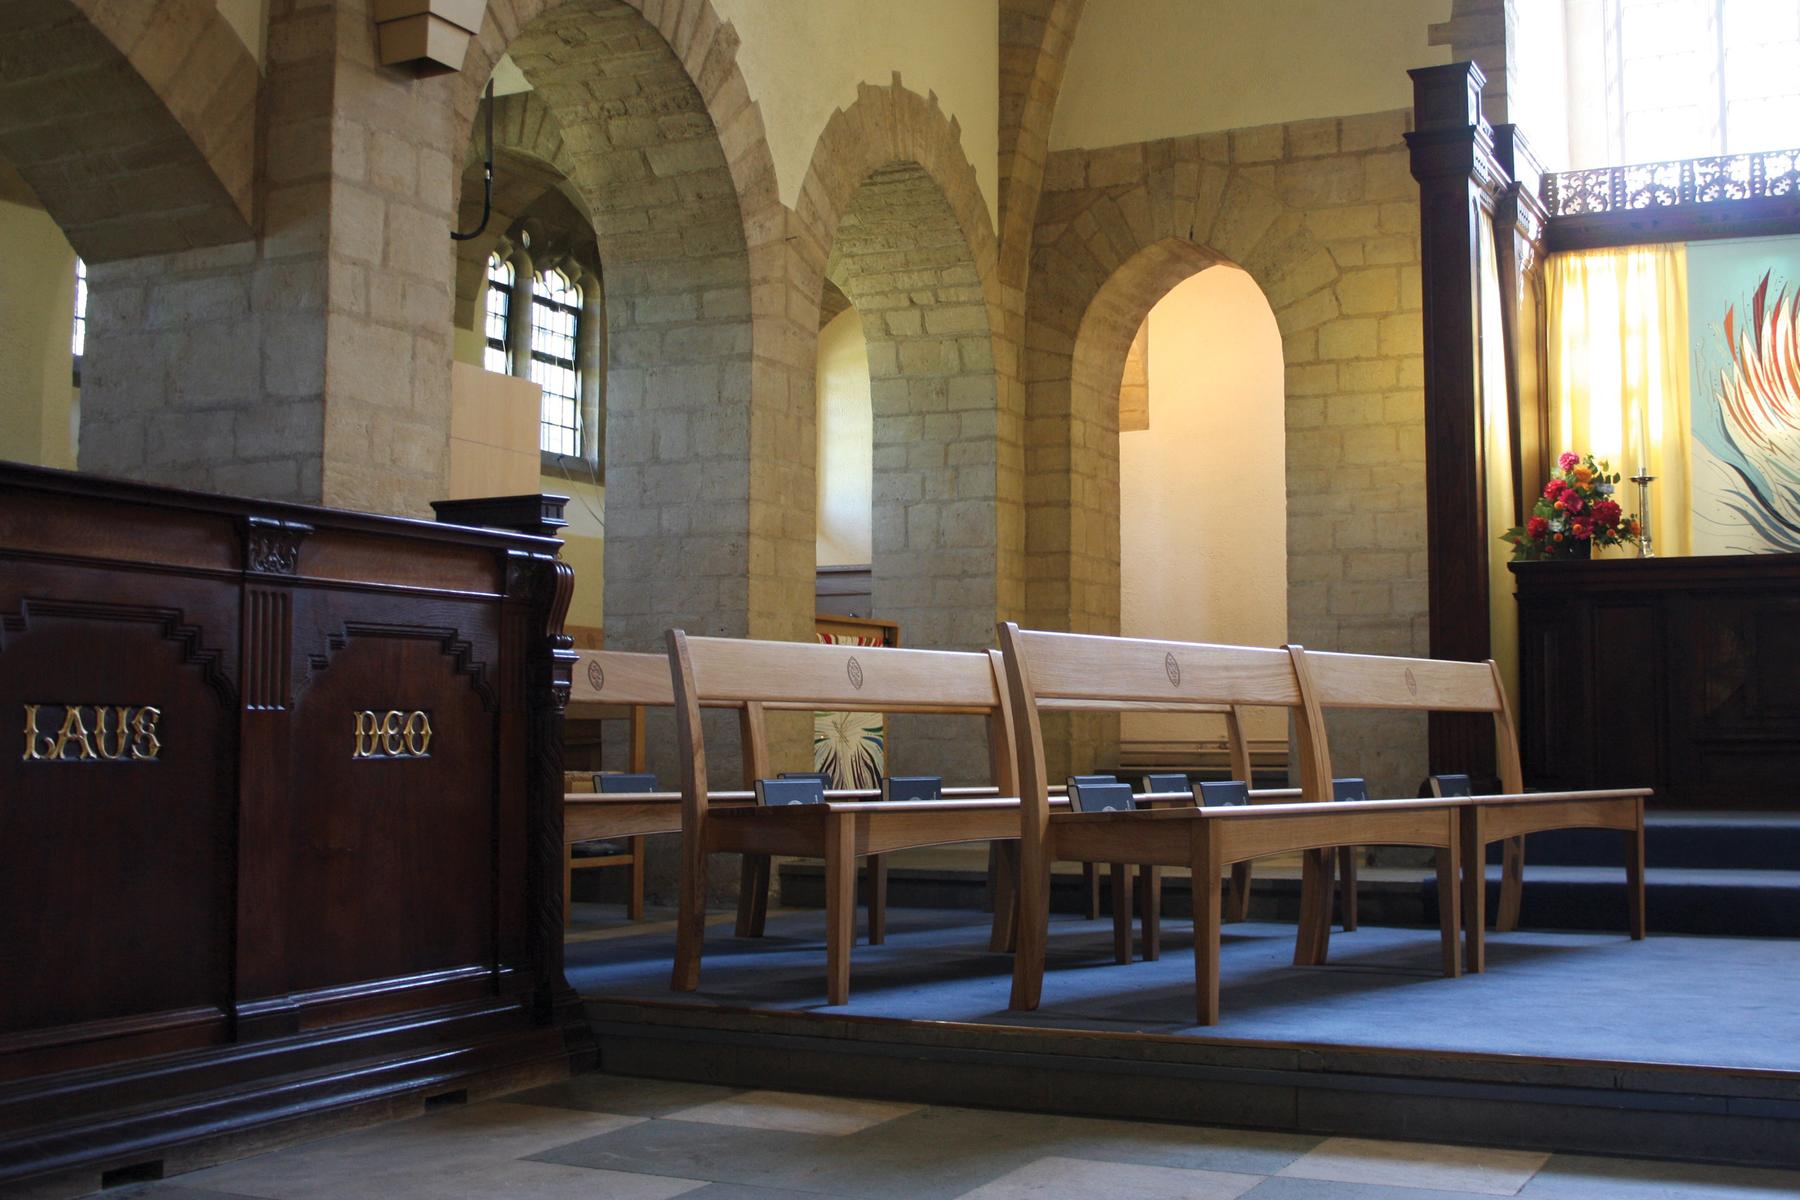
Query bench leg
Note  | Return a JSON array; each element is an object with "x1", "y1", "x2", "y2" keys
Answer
[
  {"x1": 734, "y1": 853, "x2": 771, "y2": 937},
  {"x1": 1227, "y1": 861, "x2": 1253, "y2": 922},
  {"x1": 1496, "y1": 835, "x2": 1525, "y2": 932},
  {"x1": 1294, "y1": 848, "x2": 1334, "y2": 966},
  {"x1": 1111, "y1": 863, "x2": 1133, "y2": 964},
  {"x1": 672, "y1": 840, "x2": 707, "y2": 993},
  {"x1": 1010, "y1": 850, "x2": 1051, "y2": 1011},
  {"x1": 626, "y1": 836, "x2": 645, "y2": 921},
  {"x1": 988, "y1": 840, "x2": 1019, "y2": 953},
  {"x1": 1435, "y1": 843, "x2": 1462, "y2": 978},
  {"x1": 1191, "y1": 830, "x2": 1222, "y2": 1026},
  {"x1": 1139, "y1": 864, "x2": 1161, "y2": 962},
  {"x1": 1461, "y1": 810, "x2": 1486, "y2": 974},
  {"x1": 1625, "y1": 811, "x2": 1646, "y2": 940},
  {"x1": 824, "y1": 814, "x2": 855, "y2": 1005},
  {"x1": 1337, "y1": 846, "x2": 1359, "y2": 931},
  {"x1": 863, "y1": 853, "x2": 889, "y2": 945},
  {"x1": 1083, "y1": 862, "x2": 1100, "y2": 920}
]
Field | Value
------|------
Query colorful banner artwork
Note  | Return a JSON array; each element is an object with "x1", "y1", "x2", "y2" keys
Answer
[{"x1": 1687, "y1": 236, "x2": 1800, "y2": 554}]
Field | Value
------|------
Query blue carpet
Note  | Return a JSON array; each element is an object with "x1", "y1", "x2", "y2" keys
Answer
[{"x1": 568, "y1": 907, "x2": 1800, "y2": 1072}]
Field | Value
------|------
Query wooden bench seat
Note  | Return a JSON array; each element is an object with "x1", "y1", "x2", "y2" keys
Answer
[
  {"x1": 666, "y1": 632, "x2": 1039, "y2": 1005},
  {"x1": 997, "y1": 623, "x2": 1465, "y2": 1025},
  {"x1": 1290, "y1": 647, "x2": 1649, "y2": 972}
]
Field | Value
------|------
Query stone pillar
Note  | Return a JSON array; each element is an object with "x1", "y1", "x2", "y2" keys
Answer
[
  {"x1": 507, "y1": 248, "x2": 535, "y2": 384},
  {"x1": 578, "y1": 267, "x2": 604, "y2": 470},
  {"x1": 80, "y1": 0, "x2": 464, "y2": 518}
]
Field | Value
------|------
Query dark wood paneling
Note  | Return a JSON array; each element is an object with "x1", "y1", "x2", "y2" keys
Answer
[
  {"x1": 1513, "y1": 554, "x2": 1800, "y2": 808},
  {"x1": 0, "y1": 462, "x2": 592, "y2": 1187}
]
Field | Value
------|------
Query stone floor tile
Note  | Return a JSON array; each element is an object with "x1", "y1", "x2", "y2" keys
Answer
[
  {"x1": 174, "y1": 1102, "x2": 644, "y2": 1199},
  {"x1": 677, "y1": 1186, "x2": 854, "y2": 1200},
  {"x1": 90, "y1": 1188, "x2": 264, "y2": 1199},
  {"x1": 951, "y1": 1155, "x2": 1263, "y2": 1200},
  {"x1": 1519, "y1": 1153, "x2": 1800, "y2": 1198},
  {"x1": 1241, "y1": 1177, "x2": 1498, "y2": 1199},
  {"x1": 527, "y1": 1117, "x2": 852, "y2": 1192},
  {"x1": 1276, "y1": 1137, "x2": 1549, "y2": 1196},
  {"x1": 907, "y1": 1105, "x2": 1318, "y2": 1177},
  {"x1": 510, "y1": 1072, "x2": 747, "y2": 1117},
  {"x1": 663, "y1": 1089, "x2": 923, "y2": 1135}
]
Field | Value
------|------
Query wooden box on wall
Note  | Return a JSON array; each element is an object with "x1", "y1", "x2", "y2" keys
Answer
[
  {"x1": 1512, "y1": 553, "x2": 1800, "y2": 808},
  {"x1": 0, "y1": 464, "x2": 590, "y2": 1189}
]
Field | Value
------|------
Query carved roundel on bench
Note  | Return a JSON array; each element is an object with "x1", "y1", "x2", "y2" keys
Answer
[
  {"x1": 587, "y1": 660, "x2": 604, "y2": 692},
  {"x1": 1165, "y1": 653, "x2": 1181, "y2": 686},
  {"x1": 847, "y1": 656, "x2": 864, "y2": 689}
]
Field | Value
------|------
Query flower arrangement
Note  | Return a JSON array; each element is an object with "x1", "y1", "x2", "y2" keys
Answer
[{"x1": 1501, "y1": 451, "x2": 1641, "y2": 560}]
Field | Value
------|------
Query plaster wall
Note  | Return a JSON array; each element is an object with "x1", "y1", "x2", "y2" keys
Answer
[
  {"x1": 1119, "y1": 267, "x2": 1287, "y2": 743},
  {"x1": 0, "y1": 199, "x2": 77, "y2": 470},
  {"x1": 1051, "y1": 0, "x2": 1450, "y2": 150},
  {"x1": 711, "y1": 0, "x2": 1000, "y2": 226},
  {"x1": 816, "y1": 308, "x2": 873, "y2": 567}
]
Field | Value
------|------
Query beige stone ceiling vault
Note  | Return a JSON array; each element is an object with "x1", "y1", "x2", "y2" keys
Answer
[{"x1": 0, "y1": 0, "x2": 258, "y2": 262}]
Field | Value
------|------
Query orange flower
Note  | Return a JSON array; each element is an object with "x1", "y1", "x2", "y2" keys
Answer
[{"x1": 1573, "y1": 465, "x2": 1594, "y2": 485}]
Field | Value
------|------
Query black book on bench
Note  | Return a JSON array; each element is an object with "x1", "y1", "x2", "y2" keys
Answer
[
  {"x1": 1144, "y1": 772, "x2": 1192, "y2": 795},
  {"x1": 780, "y1": 771, "x2": 835, "y2": 788},
  {"x1": 1430, "y1": 773, "x2": 1473, "y2": 797},
  {"x1": 594, "y1": 772, "x2": 659, "y2": 793},
  {"x1": 1196, "y1": 780, "x2": 1248, "y2": 807},
  {"x1": 1332, "y1": 777, "x2": 1369, "y2": 803},
  {"x1": 1067, "y1": 777, "x2": 1136, "y2": 813},
  {"x1": 755, "y1": 777, "x2": 827, "y2": 807},
  {"x1": 881, "y1": 775, "x2": 942, "y2": 803}
]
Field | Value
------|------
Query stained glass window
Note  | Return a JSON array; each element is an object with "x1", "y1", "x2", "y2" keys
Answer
[
  {"x1": 483, "y1": 253, "x2": 512, "y2": 375},
  {"x1": 531, "y1": 268, "x2": 581, "y2": 457}
]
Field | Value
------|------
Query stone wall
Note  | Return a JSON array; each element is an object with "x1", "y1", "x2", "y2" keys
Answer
[{"x1": 1026, "y1": 110, "x2": 1431, "y2": 796}]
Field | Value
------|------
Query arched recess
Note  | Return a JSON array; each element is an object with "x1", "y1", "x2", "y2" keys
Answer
[
  {"x1": 794, "y1": 82, "x2": 1007, "y2": 782},
  {"x1": 453, "y1": 0, "x2": 805, "y2": 656},
  {"x1": 1025, "y1": 161, "x2": 1348, "y2": 772},
  {"x1": 0, "y1": 0, "x2": 256, "y2": 262},
  {"x1": 452, "y1": 93, "x2": 591, "y2": 331},
  {"x1": 996, "y1": 0, "x2": 1085, "y2": 290}
]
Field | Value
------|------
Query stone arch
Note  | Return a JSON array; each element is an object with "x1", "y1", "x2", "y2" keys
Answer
[
  {"x1": 452, "y1": 94, "x2": 590, "y2": 330},
  {"x1": 1024, "y1": 141, "x2": 1359, "y2": 773},
  {"x1": 0, "y1": 0, "x2": 257, "y2": 261},
  {"x1": 450, "y1": 0, "x2": 804, "y2": 655},
  {"x1": 997, "y1": 0, "x2": 1085, "y2": 289},
  {"x1": 1025, "y1": 143, "x2": 1347, "y2": 637},
  {"x1": 794, "y1": 82, "x2": 1009, "y2": 780}
]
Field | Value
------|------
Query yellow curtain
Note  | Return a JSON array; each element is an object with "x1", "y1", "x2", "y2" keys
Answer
[{"x1": 1545, "y1": 244, "x2": 1692, "y2": 556}]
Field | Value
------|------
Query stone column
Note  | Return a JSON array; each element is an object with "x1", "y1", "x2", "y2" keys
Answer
[{"x1": 507, "y1": 248, "x2": 535, "y2": 384}]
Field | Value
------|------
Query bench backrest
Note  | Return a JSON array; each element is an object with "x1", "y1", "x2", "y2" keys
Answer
[
  {"x1": 666, "y1": 631, "x2": 1019, "y2": 826},
  {"x1": 994, "y1": 624, "x2": 1333, "y2": 840},
  {"x1": 1290, "y1": 648, "x2": 1521, "y2": 792},
  {"x1": 566, "y1": 648, "x2": 762, "y2": 788}
]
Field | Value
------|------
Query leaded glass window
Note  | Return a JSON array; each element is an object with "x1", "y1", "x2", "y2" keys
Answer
[
  {"x1": 484, "y1": 253, "x2": 512, "y2": 375},
  {"x1": 531, "y1": 268, "x2": 581, "y2": 457}
]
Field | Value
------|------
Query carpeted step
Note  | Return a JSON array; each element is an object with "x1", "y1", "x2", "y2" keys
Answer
[
  {"x1": 1493, "y1": 864, "x2": 1800, "y2": 938},
  {"x1": 1487, "y1": 810, "x2": 1800, "y2": 871}
]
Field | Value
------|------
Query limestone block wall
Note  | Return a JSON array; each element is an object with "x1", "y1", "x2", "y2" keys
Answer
[{"x1": 1026, "y1": 110, "x2": 1430, "y2": 797}]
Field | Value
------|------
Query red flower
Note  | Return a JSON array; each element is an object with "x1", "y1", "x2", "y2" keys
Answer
[
  {"x1": 1571, "y1": 520, "x2": 1591, "y2": 540},
  {"x1": 1592, "y1": 499, "x2": 1621, "y2": 528},
  {"x1": 1527, "y1": 516, "x2": 1549, "y2": 540},
  {"x1": 1560, "y1": 494, "x2": 1583, "y2": 514},
  {"x1": 1544, "y1": 478, "x2": 1566, "y2": 499}
]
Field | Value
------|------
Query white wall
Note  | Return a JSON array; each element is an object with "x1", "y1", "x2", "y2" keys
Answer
[
  {"x1": 815, "y1": 308, "x2": 873, "y2": 566},
  {"x1": 0, "y1": 198, "x2": 77, "y2": 470},
  {"x1": 1120, "y1": 266, "x2": 1287, "y2": 741},
  {"x1": 712, "y1": 0, "x2": 999, "y2": 226},
  {"x1": 1052, "y1": 0, "x2": 1450, "y2": 150}
]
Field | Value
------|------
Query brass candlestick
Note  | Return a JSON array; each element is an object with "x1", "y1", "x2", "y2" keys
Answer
[{"x1": 1630, "y1": 468, "x2": 1656, "y2": 558}]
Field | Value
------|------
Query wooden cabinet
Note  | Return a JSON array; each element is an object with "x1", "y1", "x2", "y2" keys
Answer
[
  {"x1": 0, "y1": 464, "x2": 591, "y2": 1188},
  {"x1": 1512, "y1": 554, "x2": 1800, "y2": 808}
]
